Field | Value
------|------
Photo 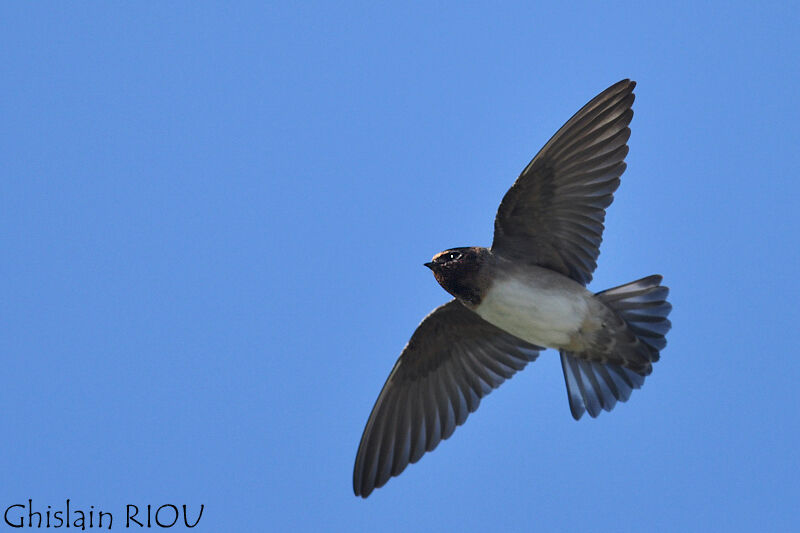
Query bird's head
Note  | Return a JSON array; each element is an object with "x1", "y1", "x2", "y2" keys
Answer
[{"x1": 424, "y1": 247, "x2": 488, "y2": 306}]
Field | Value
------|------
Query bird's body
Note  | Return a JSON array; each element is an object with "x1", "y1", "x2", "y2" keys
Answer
[
  {"x1": 436, "y1": 248, "x2": 594, "y2": 349},
  {"x1": 353, "y1": 79, "x2": 672, "y2": 498},
  {"x1": 475, "y1": 263, "x2": 593, "y2": 350}
]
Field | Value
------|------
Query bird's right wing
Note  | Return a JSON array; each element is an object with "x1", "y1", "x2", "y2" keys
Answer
[{"x1": 353, "y1": 299, "x2": 541, "y2": 497}]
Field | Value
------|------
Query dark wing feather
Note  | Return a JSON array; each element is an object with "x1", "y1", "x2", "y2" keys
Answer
[
  {"x1": 492, "y1": 79, "x2": 636, "y2": 285},
  {"x1": 353, "y1": 300, "x2": 541, "y2": 497}
]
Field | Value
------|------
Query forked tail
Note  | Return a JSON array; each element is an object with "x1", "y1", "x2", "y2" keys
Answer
[{"x1": 560, "y1": 275, "x2": 672, "y2": 420}]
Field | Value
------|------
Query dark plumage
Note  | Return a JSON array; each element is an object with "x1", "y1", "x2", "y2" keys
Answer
[
  {"x1": 353, "y1": 79, "x2": 672, "y2": 498},
  {"x1": 424, "y1": 247, "x2": 490, "y2": 305}
]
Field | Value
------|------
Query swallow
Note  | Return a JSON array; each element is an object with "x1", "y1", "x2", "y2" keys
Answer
[{"x1": 353, "y1": 79, "x2": 672, "y2": 498}]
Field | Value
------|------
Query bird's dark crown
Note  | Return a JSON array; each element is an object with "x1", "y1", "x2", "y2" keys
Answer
[{"x1": 425, "y1": 247, "x2": 490, "y2": 306}]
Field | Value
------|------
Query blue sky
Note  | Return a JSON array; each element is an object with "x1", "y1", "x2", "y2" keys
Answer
[{"x1": 2, "y1": 1, "x2": 799, "y2": 531}]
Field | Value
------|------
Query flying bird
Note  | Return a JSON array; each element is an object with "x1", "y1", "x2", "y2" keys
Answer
[{"x1": 353, "y1": 79, "x2": 672, "y2": 498}]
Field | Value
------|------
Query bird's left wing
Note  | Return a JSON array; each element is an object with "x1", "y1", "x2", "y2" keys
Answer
[
  {"x1": 492, "y1": 79, "x2": 636, "y2": 285},
  {"x1": 353, "y1": 299, "x2": 541, "y2": 497}
]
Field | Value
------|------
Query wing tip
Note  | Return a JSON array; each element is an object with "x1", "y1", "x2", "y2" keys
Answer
[
  {"x1": 569, "y1": 402, "x2": 586, "y2": 421},
  {"x1": 615, "y1": 78, "x2": 636, "y2": 91}
]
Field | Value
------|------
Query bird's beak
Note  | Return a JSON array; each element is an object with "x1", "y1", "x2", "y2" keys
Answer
[{"x1": 424, "y1": 262, "x2": 435, "y2": 270}]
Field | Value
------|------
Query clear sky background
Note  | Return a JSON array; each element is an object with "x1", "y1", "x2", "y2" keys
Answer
[{"x1": 2, "y1": 2, "x2": 799, "y2": 532}]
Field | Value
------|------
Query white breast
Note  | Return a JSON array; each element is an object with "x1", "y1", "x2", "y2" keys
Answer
[{"x1": 474, "y1": 276, "x2": 589, "y2": 348}]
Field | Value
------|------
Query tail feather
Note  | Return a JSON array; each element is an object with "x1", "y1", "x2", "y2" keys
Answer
[{"x1": 560, "y1": 275, "x2": 671, "y2": 420}]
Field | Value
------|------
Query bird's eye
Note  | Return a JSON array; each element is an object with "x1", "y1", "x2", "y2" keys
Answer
[{"x1": 448, "y1": 252, "x2": 462, "y2": 261}]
